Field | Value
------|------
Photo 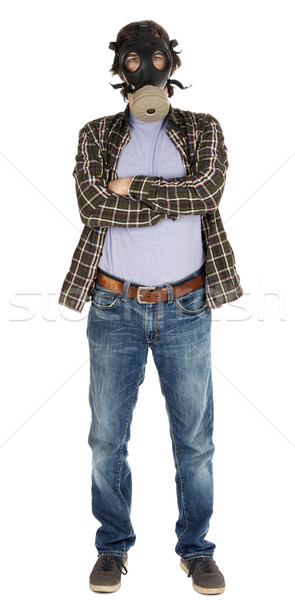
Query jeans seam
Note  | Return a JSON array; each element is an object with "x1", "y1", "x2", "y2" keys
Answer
[
  {"x1": 156, "y1": 302, "x2": 159, "y2": 336},
  {"x1": 98, "y1": 551, "x2": 128, "y2": 558},
  {"x1": 182, "y1": 552, "x2": 214, "y2": 560},
  {"x1": 145, "y1": 304, "x2": 159, "y2": 343},
  {"x1": 165, "y1": 402, "x2": 189, "y2": 554},
  {"x1": 116, "y1": 361, "x2": 146, "y2": 538}
]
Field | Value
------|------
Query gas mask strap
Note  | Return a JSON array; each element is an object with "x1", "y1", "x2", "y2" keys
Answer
[
  {"x1": 109, "y1": 41, "x2": 119, "y2": 53},
  {"x1": 138, "y1": 21, "x2": 148, "y2": 34},
  {"x1": 167, "y1": 78, "x2": 192, "y2": 90},
  {"x1": 110, "y1": 82, "x2": 134, "y2": 93},
  {"x1": 169, "y1": 39, "x2": 179, "y2": 49}
]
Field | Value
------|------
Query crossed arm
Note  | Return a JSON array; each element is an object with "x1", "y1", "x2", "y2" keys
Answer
[{"x1": 74, "y1": 114, "x2": 228, "y2": 228}]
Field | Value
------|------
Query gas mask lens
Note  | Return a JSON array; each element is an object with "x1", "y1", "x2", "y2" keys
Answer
[
  {"x1": 124, "y1": 50, "x2": 167, "y2": 73},
  {"x1": 124, "y1": 52, "x2": 141, "y2": 72},
  {"x1": 152, "y1": 51, "x2": 167, "y2": 70}
]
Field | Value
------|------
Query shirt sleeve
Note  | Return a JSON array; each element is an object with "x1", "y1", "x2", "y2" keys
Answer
[
  {"x1": 128, "y1": 114, "x2": 229, "y2": 216},
  {"x1": 73, "y1": 125, "x2": 170, "y2": 228}
]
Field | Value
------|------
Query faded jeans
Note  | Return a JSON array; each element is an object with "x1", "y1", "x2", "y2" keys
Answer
[{"x1": 86, "y1": 263, "x2": 215, "y2": 560}]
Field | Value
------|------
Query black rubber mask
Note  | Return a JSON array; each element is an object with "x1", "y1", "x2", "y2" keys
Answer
[
  {"x1": 109, "y1": 22, "x2": 188, "y2": 122},
  {"x1": 118, "y1": 33, "x2": 172, "y2": 92}
]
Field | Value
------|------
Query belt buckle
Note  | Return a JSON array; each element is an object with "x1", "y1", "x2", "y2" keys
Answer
[{"x1": 137, "y1": 286, "x2": 156, "y2": 304}]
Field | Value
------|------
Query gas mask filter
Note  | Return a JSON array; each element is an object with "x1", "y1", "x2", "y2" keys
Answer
[
  {"x1": 109, "y1": 21, "x2": 189, "y2": 122},
  {"x1": 131, "y1": 86, "x2": 170, "y2": 122}
]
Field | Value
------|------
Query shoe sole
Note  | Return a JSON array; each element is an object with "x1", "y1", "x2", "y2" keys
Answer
[
  {"x1": 89, "y1": 558, "x2": 128, "y2": 593},
  {"x1": 180, "y1": 559, "x2": 226, "y2": 595},
  {"x1": 89, "y1": 581, "x2": 121, "y2": 593}
]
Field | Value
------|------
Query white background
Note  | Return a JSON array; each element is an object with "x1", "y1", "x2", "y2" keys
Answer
[{"x1": 1, "y1": 1, "x2": 294, "y2": 598}]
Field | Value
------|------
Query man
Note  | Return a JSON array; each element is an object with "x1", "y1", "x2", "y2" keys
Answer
[{"x1": 59, "y1": 20, "x2": 243, "y2": 595}]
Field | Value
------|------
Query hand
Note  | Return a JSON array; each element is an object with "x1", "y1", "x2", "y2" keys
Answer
[{"x1": 107, "y1": 177, "x2": 132, "y2": 196}]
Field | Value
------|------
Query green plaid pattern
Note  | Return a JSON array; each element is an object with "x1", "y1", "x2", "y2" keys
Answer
[{"x1": 58, "y1": 105, "x2": 243, "y2": 312}]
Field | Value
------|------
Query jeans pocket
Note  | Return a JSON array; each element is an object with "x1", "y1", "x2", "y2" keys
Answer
[
  {"x1": 92, "y1": 283, "x2": 120, "y2": 311},
  {"x1": 175, "y1": 285, "x2": 207, "y2": 315}
]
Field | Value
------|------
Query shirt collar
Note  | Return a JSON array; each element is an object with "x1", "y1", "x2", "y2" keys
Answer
[{"x1": 168, "y1": 105, "x2": 186, "y2": 125}]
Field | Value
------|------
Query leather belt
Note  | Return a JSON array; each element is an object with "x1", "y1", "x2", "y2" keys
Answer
[{"x1": 96, "y1": 268, "x2": 205, "y2": 304}]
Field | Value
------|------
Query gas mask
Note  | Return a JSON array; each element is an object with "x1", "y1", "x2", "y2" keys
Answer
[{"x1": 109, "y1": 21, "x2": 189, "y2": 122}]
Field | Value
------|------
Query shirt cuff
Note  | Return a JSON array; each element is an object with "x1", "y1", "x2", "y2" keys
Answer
[{"x1": 129, "y1": 175, "x2": 180, "y2": 222}]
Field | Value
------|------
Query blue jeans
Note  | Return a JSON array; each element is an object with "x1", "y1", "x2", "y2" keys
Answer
[{"x1": 86, "y1": 263, "x2": 215, "y2": 560}]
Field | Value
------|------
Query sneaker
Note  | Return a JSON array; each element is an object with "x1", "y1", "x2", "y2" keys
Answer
[
  {"x1": 89, "y1": 554, "x2": 128, "y2": 593},
  {"x1": 180, "y1": 556, "x2": 225, "y2": 595}
]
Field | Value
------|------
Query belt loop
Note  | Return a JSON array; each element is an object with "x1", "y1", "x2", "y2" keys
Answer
[
  {"x1": 165, "y1": 283, "x2": 174, "y2": 304},
  {"x1": 121, "y1": 280, "x2": 131, "y2": 302}
]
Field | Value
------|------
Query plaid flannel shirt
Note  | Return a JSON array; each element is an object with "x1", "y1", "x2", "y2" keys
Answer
[{"x1": 58, "y1": 105, "x2": 243, "y2": 312}]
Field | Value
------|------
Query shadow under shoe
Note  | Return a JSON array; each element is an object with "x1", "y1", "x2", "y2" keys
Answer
[
  {"x1": 89, "y1": 555, "x2": 128, "y2": 593},
  {"x1": 181, "y1": 557, "x2": 225, "y2": 595}
]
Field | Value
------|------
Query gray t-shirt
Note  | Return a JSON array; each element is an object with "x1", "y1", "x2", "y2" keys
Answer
[{"x1": 99, "y1": 111, "x2": 205, "y2": 285}]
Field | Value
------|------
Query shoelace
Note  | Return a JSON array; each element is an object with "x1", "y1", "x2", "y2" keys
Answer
[
  {"x1": 187, "y1": 558, "x2": 216, "y2": 578},
  {"x1": 101, "y1": 555, "x2": 128, "y2": 575}
]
